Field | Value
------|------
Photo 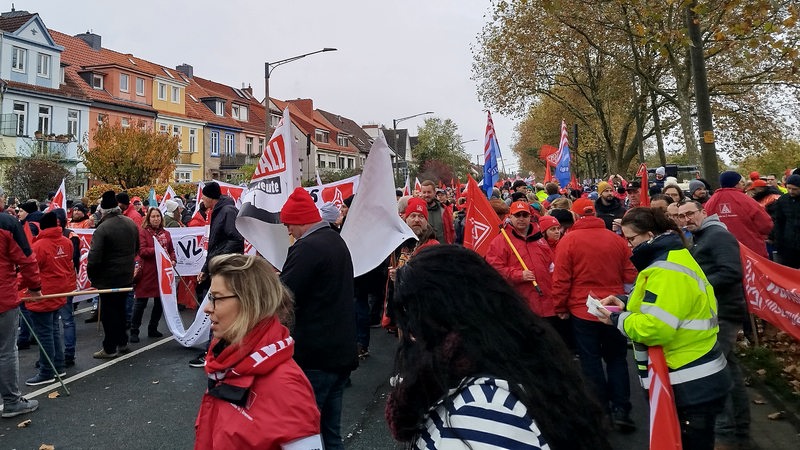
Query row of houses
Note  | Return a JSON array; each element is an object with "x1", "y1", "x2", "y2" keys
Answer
[{"x1": 0, "y1": 8, "x2": 414, "y2": 197}]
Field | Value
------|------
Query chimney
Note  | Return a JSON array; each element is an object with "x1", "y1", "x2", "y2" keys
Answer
[
  {"x1": 175, "y1": 64, "x2": 193, "y2": 79},
  {"x1": 288, "y1": 99, "x2": 314, "y2": 119},
  {"x1": 75, "y1": 31, "x2": 101, "y2": 50},
  {"x1": 242, "y1": 83, "x2": 253, "y2": 96}
]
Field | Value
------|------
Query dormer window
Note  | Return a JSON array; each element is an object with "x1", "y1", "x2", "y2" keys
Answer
[
  {"x1": 270, "y1": 114, "x2": 280, "y2": 127},
  {"x1": 337, "y1": 135, "x2": 348, "y2": 147},
  {"x1": 120, "y1": 73, "x2": 129, "y2": 92},
  {"x1": 36, "y1": 54, "x2": 50, "y2": 78},
  {"x1": 12, "y1": 47, "x2": 26, "y2": 72},
  {"x1": 215, "y1": 100, "x2": 223, "y2": 116},
  {"x1": 158, "y1": 82, "x2": 167, "y2": 100},
  {"x1": 92, "y1": 74, "x2": 104, "y2": 90},
  {"x1": 171, "y1": 86, "x2": 180, "y2": 103},
  {"x1": 315, "y1": 129, "x2": 329, "y2": 143},
  {"x1": 232, "y1": 104, "x2": 248, "y2": 121}
]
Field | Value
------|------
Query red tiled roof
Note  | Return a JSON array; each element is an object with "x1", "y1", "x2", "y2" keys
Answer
[
  {"x1": 271, "y1": 98, "x2": 357, "y2": 155},
  {"x1": 0, "y1": 12, "x2": 35, "y2": 33},
  {"x1": 5, "y1": 76, "x2": 86, "y2": 101},
  {"x1": 193, "y1": 76, "x2": 265, "y2": 134},
  {"x1": 184, "y1": 80, "x2": 241, "y2": 129}
]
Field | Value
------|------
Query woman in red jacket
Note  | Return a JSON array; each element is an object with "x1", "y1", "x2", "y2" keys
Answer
[
  {"x1": 195, "y1": 254, "x2": 321, "y2": 450},
  {"x1": 26, "y1": 212, "x2": 76, "y2": 386},
  {"x1": 131, "y1": 208, "x2": 175, "y2": 343}
]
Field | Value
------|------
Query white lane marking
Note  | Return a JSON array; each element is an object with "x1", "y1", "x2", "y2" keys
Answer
[
  {"x1": 74, "y1": 306, "x2": 93, "y2": 315},
  {"x1": 25, "y1": 336, "x2": 176, "y2": 399}
]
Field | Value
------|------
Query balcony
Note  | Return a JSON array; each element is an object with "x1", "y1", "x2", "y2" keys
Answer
[
  {"x1": 176, "y1": 152, "x2": 198, "y2": 165},
  {"x1": 219, "y1": 154, "x2": 258, "y2": 169}
]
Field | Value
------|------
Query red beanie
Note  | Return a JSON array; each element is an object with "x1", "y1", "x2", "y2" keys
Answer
[
  {"x1": 404, "y1": 197, "x2": 428, "y2": 219},
  {"x1": 280, "y1": 187, "x2": 321, "y2": 225},
  {"x1": 538, "y1": 215, "x2": 560, "y2": 231},
  {"x1": 749, "y1": 171, "x2": 760, "y2": 181}
]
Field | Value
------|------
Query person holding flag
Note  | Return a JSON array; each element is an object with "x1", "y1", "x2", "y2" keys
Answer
[{"x1": 598, "y1": 207, "x2": 732, "y2": 450}]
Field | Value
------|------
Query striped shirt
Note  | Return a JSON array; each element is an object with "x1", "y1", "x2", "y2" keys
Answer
[{"x1": 415, "y1": 376, "x2": 550, "y2": 450}]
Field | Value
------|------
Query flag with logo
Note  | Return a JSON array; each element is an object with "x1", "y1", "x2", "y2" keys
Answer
[
  {"x1": 214, "y1": 180, "x2": 247, "y2": 208},
  {"x1": 154, "y1": 237, "x2": 211, "y2": 347},
  {"x1": 483, "y1": 112, "x2": 501, "y2": 198},
  {"x1": 46, "y1": 178, "x2": 67, "y2": 212},
  {"x1": 648, "y1": 346, "x2": 682, "y2": 450},
  {"x1": 236, "y1": 107, "x2": 299, "y2": 270},
  {"x1": 554, "y1": 119, "x2": 572, "y2": 187},
  {"x1": 148, "y1": 187, "x2": 157, "y2": 208},
  {"x1": 158, "y1": 185, "x2": 178, "y2": 213},
  {"x1": 189, "y1": 182, "x2": 205, "y2": 224},
  {"x1": 341, "y1": 134, "x2": 416, "y2": 277},
  {"x1": 464, "y1": 175, "x2": 502, "y2": 256},
  {"x1": 304, "y1": 175, "x2": 360, "y2": 210}
]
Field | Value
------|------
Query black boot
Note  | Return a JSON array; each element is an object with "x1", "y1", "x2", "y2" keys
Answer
[
  {"x1": 129, "y1": 329, "x2": 140, "y2": 343},
  {"x1": 84, "y1": 310, "x2": 98, "y2": 323}
]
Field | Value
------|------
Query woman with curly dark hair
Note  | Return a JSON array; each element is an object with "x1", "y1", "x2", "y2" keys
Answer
[{"x1": 385, "y1": 245, "x2": 611, "y2": 450}]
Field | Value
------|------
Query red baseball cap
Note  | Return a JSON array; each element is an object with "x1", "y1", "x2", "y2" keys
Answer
[{"x1": 509, "y1": 201, "x2": 531, "y2": 216}]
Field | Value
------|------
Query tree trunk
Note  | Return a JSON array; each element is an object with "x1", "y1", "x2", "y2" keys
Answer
[{"x1": 650, "y1": 89, "x2": 667, "y2": 166}]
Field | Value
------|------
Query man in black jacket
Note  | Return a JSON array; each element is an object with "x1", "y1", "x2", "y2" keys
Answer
[
  {"x1": 87, "y1": 191, "x2": 139, "y2": 359},
  {"x1": 773, "y1": 174, "x2": 800, "y2": 268},
  {"x1": 279, "y1": 187, "x2": 356, "y2": 450},
  {"x1": 679, "y1": 200, "x2": 750, "y2": 448},
  {"x1": 189, "y1": 182, "x2": 244, "y2": 368},
  {"x1": 594, "y1": 181, "x2": 625, "y2": 230}
]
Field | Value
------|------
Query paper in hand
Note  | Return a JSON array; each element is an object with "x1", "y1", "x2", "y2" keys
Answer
[{"x1": 586, "y1": 293, "x2": 611, "y2": 319}]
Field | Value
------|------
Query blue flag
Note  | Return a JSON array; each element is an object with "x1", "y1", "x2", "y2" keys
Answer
[
  {"x1": 483, "y1": 112, "x2": 500, "y2": 197},
  {"x1": 555, "y1": 120, "x2": 571, "y2": 188},
  {"x1": 148, "y1": 187, "x2": 157, "y2": 207}
]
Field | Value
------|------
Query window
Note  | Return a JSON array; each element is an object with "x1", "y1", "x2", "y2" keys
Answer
[
  {"x1": 121, "y1": 118, "x2": 130, "y2": 128},
  {"x1": 315, "y1": 129, "x2": 329, "y2": 143},
  {"x1": 224, "y1": 133, "x2": 234, "y2": 156},
  {"x1": 12, "y1": 47, "x2": 26, "y2": 72},
  {"x1": 189, "y1": 128, "x2": 197, "y2": 153},
  {"x1": 136, "y1": 77, "x2": 145, "y2": 96},
  {"x1": 239, "y1": 106, "x2": 248, "y2": 121},
  {"x1": 37, "y1": 53, "x2": 50, "y2": 78},
  {"x1": 60, "y1": 67, "x2": 65, "y2": 84},
  {"x1": 246, "y1": 137, "x2": 253, "y2": 155},
  {"x1": 337, "y1": 135, "x2": 348, "y2": 147},
  {"x1": 158, "y1": 123, "x2": 169, "y2": 133},
  {"x1": 157, "y1": 82, "x2": 166, "y2": 100},
  {"x1": 338, "y1": 157, "x2": 345, "y2": 169},
  {"x1": 173, "y1": 125, "x2": 181, "y2": 150},
  {"x1": 270, "y1": 114, "x2": 280, "y2": 127},
  {"x1": 97, "y1": 113, "x2": 107, "y2": 125},
  {"x1": 13, "y1": 102, "x2": 26, "y2": 136},
  {"x1": 317, "y1": 153, "x2": 323, "y2": 169},
  {"x1": 92, "y1": 74, "x2": 103, "y2": 89},
  {"x1": 347, "y1": 158, "x2": 354, "y2": 169},
  {"x1": 67, "y1": 110, "x2": 79, "y2": 137},
  {"x1": 171, "y1": 86, "x2": 180, "y2": 103},
  {"x1": 176, "y1": 171, "x2": 191, "y2": 182},
  {"x1": 120, "y1": 73, "x2": 129, "y2": 92},
  {"x1": 37, "y1": 105, "x2": 52, "y2": 135},
  {"x1": 215, "y1": 101, "x2": 223, "y2": 116},
  {"x1": 258, "y1": 138, "x2": 265, "y2": 153},
  {"x1": 232, "y1": 104, "x2": 250, "y2": 121},
  {"x1": 210, "y1": 131, "x2": 220, "y2": 156},
  {"x1": 232, "y1": 104, "x2": 240, "y2": 120}
]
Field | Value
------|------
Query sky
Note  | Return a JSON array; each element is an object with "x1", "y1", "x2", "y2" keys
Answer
[{"x1": 26, "y1": 0, "x2": 521, "y2": 173}]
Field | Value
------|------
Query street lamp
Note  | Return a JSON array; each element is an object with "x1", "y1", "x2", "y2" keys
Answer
[
  {"x1": 264, "y1": 48, "x2": 337, "y2": 139},
  {"x1": 392, "y1": 111, "x2": 433, "y2": 185}
]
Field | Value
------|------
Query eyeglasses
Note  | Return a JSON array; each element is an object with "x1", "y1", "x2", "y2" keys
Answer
[
  {"x1": 623, "y1": 233, "x2": 645, "y2": 245},
  {"x1": 677, "y1": 209, "x2": 700, "y2": 220},
  {"x1": 208, "y1": 293, "x2": 237, "y2": 308}
]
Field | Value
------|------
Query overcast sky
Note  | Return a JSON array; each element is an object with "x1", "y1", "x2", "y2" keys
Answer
[{"x1": 28, "y1": 0, "x2": 522, "y2": 173}]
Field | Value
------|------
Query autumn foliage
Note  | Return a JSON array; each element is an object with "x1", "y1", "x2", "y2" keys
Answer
[{"x1": 80, "y1": 119, "x2": 180, "y2": 189}]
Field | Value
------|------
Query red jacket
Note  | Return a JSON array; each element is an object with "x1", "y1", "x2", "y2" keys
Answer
[
  {"x1": 704, "y1": 188, "x2": 773, "y2": 258},
  {"x1": 485, "y1": 224, "x2": 556, "y2": 317},
  {"x1": 123, "y1": 203, "x2": 144, "y2": 226},
  {"x1": 135, "y1": 226, "x2": 176, "y2": 299},
  {"x1": 552, "y1": 216, "x2": 637, "y2": 321},
  {"x1": 0, "y1": 213, "x2": 40, "y2": 313},
  {"x1": 195, "y1": 318, "x2": 320, "y2": 450},
  {"x1": 29, "y1": 227, "x2": 75, "y2": 313}
]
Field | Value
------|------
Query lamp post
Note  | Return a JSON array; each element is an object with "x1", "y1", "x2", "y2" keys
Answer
[
  {"x1": 392, "y1": 111, "x2": 433, "y2": 185},
  {"x1": 264, "y1": 48, "x2": 337, "y2": 139}
]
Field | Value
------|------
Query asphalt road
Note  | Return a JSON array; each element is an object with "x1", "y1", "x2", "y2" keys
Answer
[{"x1": 2, "y1": 303, "x2": 798, "y2": 449}]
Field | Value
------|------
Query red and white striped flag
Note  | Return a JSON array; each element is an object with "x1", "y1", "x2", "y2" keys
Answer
[{"x1": 46, "y1": 178, "x2": 67, "y2": 212}]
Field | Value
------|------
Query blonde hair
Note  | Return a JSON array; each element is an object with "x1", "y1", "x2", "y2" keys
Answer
[
  {"x1": 208, "y1": 254, "x2": 293, "y2": 344},
  {"x1": 549, "y1": 197, "x2": 573, "y2": 211}
]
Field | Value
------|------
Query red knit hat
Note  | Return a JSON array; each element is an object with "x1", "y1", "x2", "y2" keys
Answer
[
  {"x1": 749, "y1": 171, "x2": 760, "y2": 181},
  {"x1": 538, "y1": 215, "x2": 560, "y2": 231},
  {"x1": 571, "y1": 198, "x2": 595, "y2": 216},
  {"x1": 280, "y1": 187, "x2": 322, "y2": 225},
  {"x1": 404, "y1": 197, "x2": 428, "y2": 219}
]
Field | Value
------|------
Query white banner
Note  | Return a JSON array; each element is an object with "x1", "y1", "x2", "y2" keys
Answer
[
  {"x1": 304, "y1": 175, "x2": 360, "y2": 210},
  {"x1": 236, "y1": 107, "x2": 299, "y2": 270},
  {"x1": 155, "y1": 237, "x2": 211, "y2": 347}
]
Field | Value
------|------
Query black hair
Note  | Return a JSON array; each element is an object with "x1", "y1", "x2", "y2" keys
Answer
[
  {"x1": 387, "y1": 245, "x2": 610, "y2": 449},
  {"x1": 621, "y1": 207, "x2": 688, "y2": 247},
  {"x1": 650, "y1": 193, "x2": 673, "y2": 205}
]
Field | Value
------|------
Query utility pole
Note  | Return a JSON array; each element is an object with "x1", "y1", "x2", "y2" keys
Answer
[{"x1": 685, "y1": 1, "x2": 720, "y2": 188}]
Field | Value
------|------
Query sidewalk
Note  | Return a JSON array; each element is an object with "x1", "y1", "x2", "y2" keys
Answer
[{"x1": 748, "y1": 384, "x2": 800, "y2": 449}]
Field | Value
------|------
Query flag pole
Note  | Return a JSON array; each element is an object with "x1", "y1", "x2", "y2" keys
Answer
[
  {"x1": 499, "y1": 228, "x2": 542, "y2": 294},
  {"x1": 22, "y1": 287, "x2": 133, "y2": 302}
]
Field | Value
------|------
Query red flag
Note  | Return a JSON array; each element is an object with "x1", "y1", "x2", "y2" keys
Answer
[
  {"x1": 46, "y1": 179, "x2": 67, "y2": 212},
  {"x1": 569, "y1": 174, "x2": 579, "y2": 190},
  {"x1": 463, "y1": 176, "x2": 502, "y2": 257},
  {"x1": 648, "y1": 346, "x2": 682, "y2": 450},
  {"x1": 414, "y1": 177, "x2": 422, "y2": 193},
  {"x1": 638, "y1": 163, "x2": 651, "y2": 207},
  {"x1": 402, "y1": 177, "x2": 411, "y2": 196},
  {"x1": 544, "y1": 163, "x2": 553, "y2": 183}
]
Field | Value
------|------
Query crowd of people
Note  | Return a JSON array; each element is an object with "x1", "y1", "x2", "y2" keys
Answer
[{"x1": 1, "y1": 165, "x2": 799, "y2": 449}]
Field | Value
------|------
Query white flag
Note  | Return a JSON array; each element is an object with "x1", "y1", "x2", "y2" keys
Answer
[
  {"x1": 158, "y1": 185, "x2": 178, "y2": 213},
  {"x1": 341, "y1": 134, "x2": 417, "y2": 277},
  {"x1": 236, "y1": 107, "x2": 299, "y2": 270},
  {"x1": 154, "y1": 237, "x2": 211, "y2": 347}
]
